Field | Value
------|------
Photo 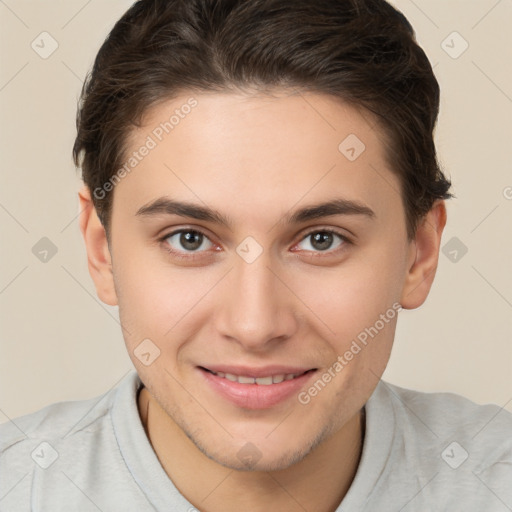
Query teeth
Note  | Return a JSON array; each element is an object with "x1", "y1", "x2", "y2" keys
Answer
[
  {"x1": 255, "y1": 376, "x2": 273, "y2": 385},
  {"x1": 213, "y1": 371, "x2": 303, "y2": 384}
]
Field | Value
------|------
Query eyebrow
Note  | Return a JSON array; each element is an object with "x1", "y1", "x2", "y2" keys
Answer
[{"x1": 135, "y1": 196, "x2": 375, "y2": 227}]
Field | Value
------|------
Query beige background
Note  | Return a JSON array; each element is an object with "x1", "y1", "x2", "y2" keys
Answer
[{"x1": 0, "y1": 0, "x2": 511, "y2": 421}]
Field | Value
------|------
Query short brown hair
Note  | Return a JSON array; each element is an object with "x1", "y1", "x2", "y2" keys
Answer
[{"x1": 73, "y1": 0, "x2": 453, "y2": 240}]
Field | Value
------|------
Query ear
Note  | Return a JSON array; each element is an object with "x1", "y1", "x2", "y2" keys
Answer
[
  {"x1": 400, "y1": 200, "x2": 447, "y2": 310},
  {"x1": 78, "y1": 185, "x2": 118, "y2": 306}
]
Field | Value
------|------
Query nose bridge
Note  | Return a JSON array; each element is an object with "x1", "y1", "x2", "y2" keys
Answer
[{"x1": 215, "y1": 247, "x2": 296, "y2": 348}]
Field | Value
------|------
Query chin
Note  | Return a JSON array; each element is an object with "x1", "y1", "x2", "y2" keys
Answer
[
  {"x1": 207, "y1": 447, "x2": 306, "y2": 472},
  {"x1": 196, "y1": 426, "x2": 328, "y2": 473}
]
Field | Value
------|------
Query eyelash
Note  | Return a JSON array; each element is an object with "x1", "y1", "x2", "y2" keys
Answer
[{"x1": 158, "y1": 227, "x2": 352, "y2": 261}]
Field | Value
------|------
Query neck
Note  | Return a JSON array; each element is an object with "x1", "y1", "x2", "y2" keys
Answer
[{"x1": 138, "y1": 386, "x2": 364, "y2": 512}]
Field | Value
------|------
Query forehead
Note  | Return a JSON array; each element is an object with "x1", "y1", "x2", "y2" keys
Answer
[{"x1": 114, "y1": 90, "x2": 402, "y2": 227}]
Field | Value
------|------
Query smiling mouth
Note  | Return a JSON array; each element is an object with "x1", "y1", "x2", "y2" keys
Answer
[{"x1": 199, "y1": 367, "x2": 316, "y2": 385}]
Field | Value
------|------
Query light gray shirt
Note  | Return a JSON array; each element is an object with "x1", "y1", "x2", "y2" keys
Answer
[{"x1": 1, "y1": 371, "x2": 511, "y2": 511}]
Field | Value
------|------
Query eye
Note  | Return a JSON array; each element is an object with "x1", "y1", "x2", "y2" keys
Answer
[
  {"x1": 159, "y1": 226, "x2": 351, "y2": 261},
  {"x1": 294, "y1": 229, "x2": 350, "y2": 254},
  {"x1": 162, "y1": 229, "x2": 215, "y2": 255}
]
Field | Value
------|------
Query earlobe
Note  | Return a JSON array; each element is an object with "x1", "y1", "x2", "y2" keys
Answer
[
  {"x1": 78, "y1": 185, "x2": 118, "y2": 306},
  {"x1": 400, "y1": 200, "x2": 447, "y2": 310}
]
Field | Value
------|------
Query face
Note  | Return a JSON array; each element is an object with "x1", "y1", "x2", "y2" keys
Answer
[{"x1": 94, "y1": 90, "x2": 432, "y2": 471}]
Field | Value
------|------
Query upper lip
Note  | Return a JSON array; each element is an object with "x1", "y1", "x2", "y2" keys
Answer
[{"x1": 200, "y1": 365, "x2": 316, "y2": 378}]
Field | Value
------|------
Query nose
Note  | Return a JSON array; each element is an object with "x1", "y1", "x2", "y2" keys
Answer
[{"x1": 214, "y1": 250, "x2": 298, "y2": 351}]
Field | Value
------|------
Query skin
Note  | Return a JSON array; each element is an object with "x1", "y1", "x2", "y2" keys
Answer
[{"x1": 79, "y1": 90, "x2": 446, "y2": 512}]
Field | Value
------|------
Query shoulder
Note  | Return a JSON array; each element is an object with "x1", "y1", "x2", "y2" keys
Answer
[
  {"x1": 0, "y1": 371, "x2": 151, "y2": 510},
  {"x1": 380, "y1": 381, "x2": 512, "y2": 441},
  {"x1": 379, "y1": 383, "x2": 512, "y2": 484},
  {"x1": 2, "y1": 386, "x2": 112, "y2": 452},
  {"x1": 0, "y1": 371, "x2": 140, "y2": 467},
  {"x1": 358, "y1": 381, "x2": 512, "y2": 509}
]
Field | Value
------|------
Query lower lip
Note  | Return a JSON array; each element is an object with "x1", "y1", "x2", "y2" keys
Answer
[{"x1": 198, "y1": 367, "x2": 317, "y2": 409}]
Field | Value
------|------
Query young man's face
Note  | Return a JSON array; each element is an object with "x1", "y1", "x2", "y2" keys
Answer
[{"x1": 81, "y1": 90, "x2": 445, "y2": 471}]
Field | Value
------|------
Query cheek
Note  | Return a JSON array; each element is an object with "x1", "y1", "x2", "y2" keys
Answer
[
  {"x1": 296, "y1": 257, "x2": 401, "y2": 337},
  {"x1": 114, "y1": 250, "x2": 219, "y2": 352},
  {"x1": 290, "y1": 244, "x2": 403, "y2": 376}
]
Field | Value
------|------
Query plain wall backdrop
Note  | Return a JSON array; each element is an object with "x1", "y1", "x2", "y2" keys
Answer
[{"x1": 0, "y1": 0, "x2": 511, "y2": 421}]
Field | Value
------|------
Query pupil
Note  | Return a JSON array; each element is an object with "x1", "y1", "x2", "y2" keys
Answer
[{"x1": 312, "y1": 232, "x2": 333, "y2": 251}]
